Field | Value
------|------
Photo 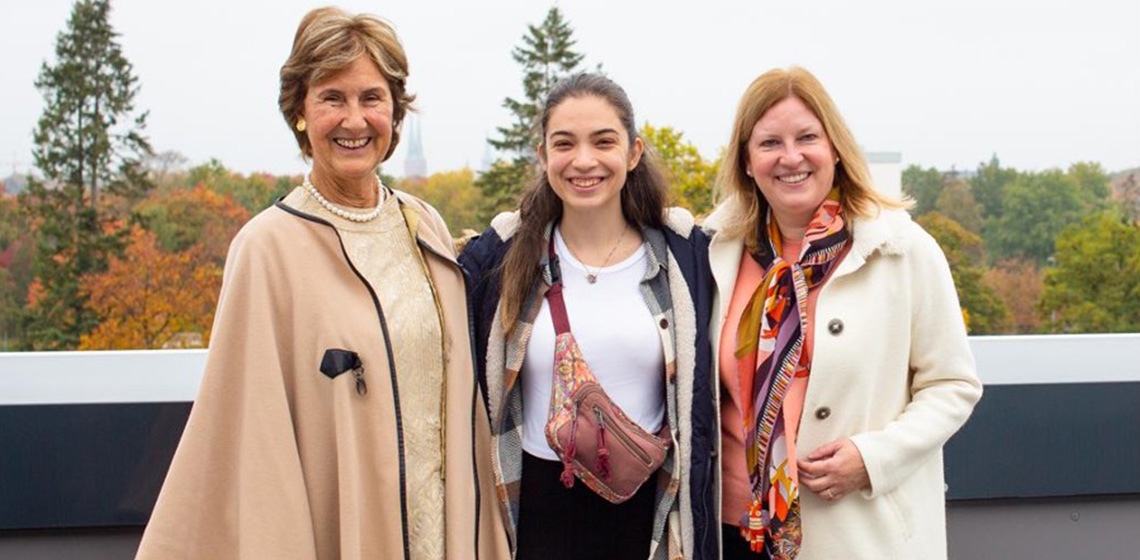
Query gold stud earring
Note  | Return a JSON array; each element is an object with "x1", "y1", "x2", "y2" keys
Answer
[{"x1": 295, "y1": 118, "x2": 307, "y2": 133}]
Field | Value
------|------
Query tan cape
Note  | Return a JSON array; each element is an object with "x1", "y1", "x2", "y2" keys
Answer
[{"x1": 136, "y1": 192, "x2": 509, "y2": 560}]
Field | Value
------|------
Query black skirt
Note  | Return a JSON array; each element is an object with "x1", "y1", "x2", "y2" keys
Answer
[{"x1": 516, "y1": 452, "x2": 657, "y2": 560}]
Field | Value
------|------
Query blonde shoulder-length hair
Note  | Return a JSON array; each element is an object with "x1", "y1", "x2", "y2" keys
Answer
[{"x1": 714, "y1": 66, "x2": 909, "y2": 251}]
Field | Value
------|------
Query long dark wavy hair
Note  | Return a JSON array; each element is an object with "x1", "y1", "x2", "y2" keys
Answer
[{"x1": 498, "y1": 73, "x2": 669, "y2": 332}]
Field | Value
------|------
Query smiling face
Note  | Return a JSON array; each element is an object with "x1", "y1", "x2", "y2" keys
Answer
[
  {"x1": 301, "y1": 55, "x2": 393, "y2": 191},
  {"x1": 746, "y1": 95, "x2": 838, "y2": 238},
  {"x1": 539, "y1": 95, "x2": 644, "y2": 220}
]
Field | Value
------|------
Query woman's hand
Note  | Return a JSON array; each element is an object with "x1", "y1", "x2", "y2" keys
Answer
[{"x1": 797, "y1": 438, "x2": 870, "y2": 502}]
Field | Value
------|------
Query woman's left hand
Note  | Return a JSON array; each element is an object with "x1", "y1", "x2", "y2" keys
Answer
[{"x1": 797, "y1": 438, "x2": 871, "y2": 502}]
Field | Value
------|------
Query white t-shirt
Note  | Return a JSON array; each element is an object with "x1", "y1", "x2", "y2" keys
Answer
[{"x1": 520, "y1": 228, "x2": 667, "y2": 460}]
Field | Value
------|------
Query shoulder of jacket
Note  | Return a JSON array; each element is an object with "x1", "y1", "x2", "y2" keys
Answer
[
  {"x1": 488, "y1": 210, "x2": 522, "y2": 240},
  {"x1": 662, "y1": 207, "x2": 697, "y2": 238},
  {"x1": 233, "y1": 203, "x2": 314, "y2": 247},
  {"x1": 459, "y1": 216, "x2": 513, "y2": 270},
  {"x1": 392, "y1": 190, "x2": 446, "y2": 229},
  {"x1": 850, "y1": 208, "x2": 919, "y2": 258},
  {"x1": 389, "y1": 190, "x2": 461, "y2": 256},
  {"x1": 701, "y1": 195, "x2": 747, "y2": 236}
]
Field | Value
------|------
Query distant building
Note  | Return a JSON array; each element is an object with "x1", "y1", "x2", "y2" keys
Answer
[
  {"x1": 0, "y1": 173, "x2": 28, "y2": 197},
  {"x1": 865, "y1": 151, "x2": 902, "y2": 198},
  {"x1": 944, "y1": 167, "x2": 978, "y2": 181},
  {"x1": 403, "y1": 116, "x2": 427, "y2": 179},
  {"x1": 479, "y1": 141, "x2": 496, "y2": 173}
]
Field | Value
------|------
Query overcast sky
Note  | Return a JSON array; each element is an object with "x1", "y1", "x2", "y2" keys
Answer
[{"x1": 2, "y1": 0, "x2": 1138, "y2": 181}]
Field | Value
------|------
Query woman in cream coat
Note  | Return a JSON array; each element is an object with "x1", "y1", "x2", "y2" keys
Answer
[{"x1": 704, "y1": 67, "x2": 982, "y2": 559}]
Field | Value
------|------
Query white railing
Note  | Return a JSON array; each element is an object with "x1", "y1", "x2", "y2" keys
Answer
[
  {"x1": 1, "y1": 334, "x2": 1139, "y2": 405},
  {"x1": 0, "y1": 349, "x2": 206, "y2": 405},
  {"x1": 970, "y1": 333, "x2": 1140, "y2": 385}
]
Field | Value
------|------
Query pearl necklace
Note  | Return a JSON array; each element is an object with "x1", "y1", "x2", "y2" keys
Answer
[
  {"x1": 563, "y1": 225, "x2": 630, "y2": 284},
  {"x1": 303, "y1": 173, "x2": 385, "y2": 222}
]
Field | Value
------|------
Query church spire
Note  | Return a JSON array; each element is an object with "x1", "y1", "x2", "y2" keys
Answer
[{"x1": 404, "y1": 116, "x2": 427, "y2": 179}]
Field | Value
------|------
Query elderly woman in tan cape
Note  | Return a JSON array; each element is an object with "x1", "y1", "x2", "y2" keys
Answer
[{"x1": 135, "y1": 7, "x2": 507, "y2": 560}]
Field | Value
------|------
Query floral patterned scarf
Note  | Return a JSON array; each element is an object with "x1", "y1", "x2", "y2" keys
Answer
[{"x1": 735, "y1": 190, "x2": 848, "y2": 557}]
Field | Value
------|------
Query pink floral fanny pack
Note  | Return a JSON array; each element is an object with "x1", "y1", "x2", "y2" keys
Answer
[{"x1": 542, "y1": 238, "x2": 670, "y2": 504}]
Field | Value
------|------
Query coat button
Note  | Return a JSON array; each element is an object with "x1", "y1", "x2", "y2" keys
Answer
[
  {"x1": 660, "y1": 318, "x2": 669, "y2": 329},
  {"x1": 827, "y1": 319, "x2": 844, "y2": 335},
  {"x1": 815, "y1": 407, "x2": 831, "y2": 420}
]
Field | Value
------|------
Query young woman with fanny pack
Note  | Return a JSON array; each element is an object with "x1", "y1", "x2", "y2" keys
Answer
[{"x1": 460, "y1": 73, "x2": 717, "y2": 560}]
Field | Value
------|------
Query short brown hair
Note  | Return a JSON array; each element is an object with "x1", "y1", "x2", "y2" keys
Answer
[
  {"x1": 716, "y1": 66, "x2": 907, "y2": 249},
  {"x1": 279, "y1": 7, "x2": 415, "y2": 160}
]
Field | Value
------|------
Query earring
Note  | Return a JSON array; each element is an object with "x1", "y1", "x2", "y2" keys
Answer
[
  {"x1": 295, "y1": 118, "x2": 307, "y2": 133},
  {"x1": 746, "y1": 169, "x2": 753, "y2": 177}
]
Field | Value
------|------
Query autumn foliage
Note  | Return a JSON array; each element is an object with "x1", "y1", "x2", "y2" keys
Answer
[
  {"x1": 137, "y1": 183, "x2": 250, "y2": 264},
  {"x1": 78, "y1": 227, "x2": 221, "y2": 350},
  {"x1": 984, "y1": 259, "x2": 1044, "y2": 333}
]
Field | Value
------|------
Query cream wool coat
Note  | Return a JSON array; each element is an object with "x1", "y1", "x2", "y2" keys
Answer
[
  {"x1": 704, "y1": 198, "x2": 982, "y2": 560},
  {"x1": 136, "y1": 192, "x2": 509, "y2": 560}
]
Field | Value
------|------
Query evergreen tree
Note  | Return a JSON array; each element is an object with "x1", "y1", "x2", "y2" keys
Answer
[
  {"x1": 20, "y1": 0, "x2": 152, "y2": 349},
  {"x1": 476, "y1": 7, "x2": 585, "y2": 224},
  {"x1": 969, "y1": 154, "x2": 1018, "y2": 221},
  {"x1": 490, "y1": 6, "x2": 585, "y2": 160}
]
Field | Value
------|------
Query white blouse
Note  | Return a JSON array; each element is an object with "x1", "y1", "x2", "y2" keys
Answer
[{"x1": 520, "y1": 228, "x2": 666, "y2": 460}]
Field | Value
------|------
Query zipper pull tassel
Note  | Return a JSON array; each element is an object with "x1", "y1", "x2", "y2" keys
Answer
[
  {"x1": 353, "y1": 365, "x2": 367, "y2": 396},
  {"x1": 594, "y1": 408, "x2": 611, "y2": 481}
]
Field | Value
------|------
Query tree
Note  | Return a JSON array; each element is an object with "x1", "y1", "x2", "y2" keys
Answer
[
  {"x1": 477, "y1": 7, "x2": 586, "y2": 223},
  {"x1": 21, "y1": 0, "x2": 152, "y2": 349},
  {"x1": 969, "y1": 154, "x2": 1018, "y2": 221},
  {"x1": 984, "y1": 170, "x2": 1083, "y2": 265},
  {"x1": 0, "y1": 193, "x2": 35, "y2": 349},
  {"x1": 146, "y1": 149, "x2": 189, "y2": 191},
  {"x1": 1066, "y1": 161, "x2": 1111, "y2": 214},
  {"x1": 933, "y1": 177, "x2": 983, "y2": 234},
  {"x1": 1039, "y1": 211, "x2": 1140, "y2": 333},
  {"x1": 984, "y1": 259, "x2": 1044, "y2": 334},
  {"x1": 917, "y1": 212, "x2": 1008, "y2": 334},
  {"x1": 79, "y1": 228, "x2": 220, "y2": 349},
  {"x1": 474, "y1": 159, "x2": 532, "y2": 226},
  {"x1": 31, "y1": 0, "x2": 152, "y2": 210},
  {"x1": 0, "y1": 266, "x2": 22, "y2": 350},
  {"x1": 490, "y1": 7, "x2": 585, "y2": 160},
  {"x1": 901, "y1": 165, "x2": 943, "y2": 217},
  {"x1": 135, "y1": 184, "x2": 250, "y2": 264},
  {"x1": 184, "y1": 159, "x2": 287, "y2": 215},
  {"x1": 641, "y1": 123, "x2": 717, "y2": 216},
  {"x1": 1113, "y1": 171, "x2": 1140, "y2": 223},
  {"x1": 400, "y1": 168, "x2": 484, "y2": 234}
]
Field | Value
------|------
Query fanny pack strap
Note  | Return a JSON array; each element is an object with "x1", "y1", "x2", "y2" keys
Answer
[{"x1": 546, "y1": 233, "x2": 571, "y2": 335}]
